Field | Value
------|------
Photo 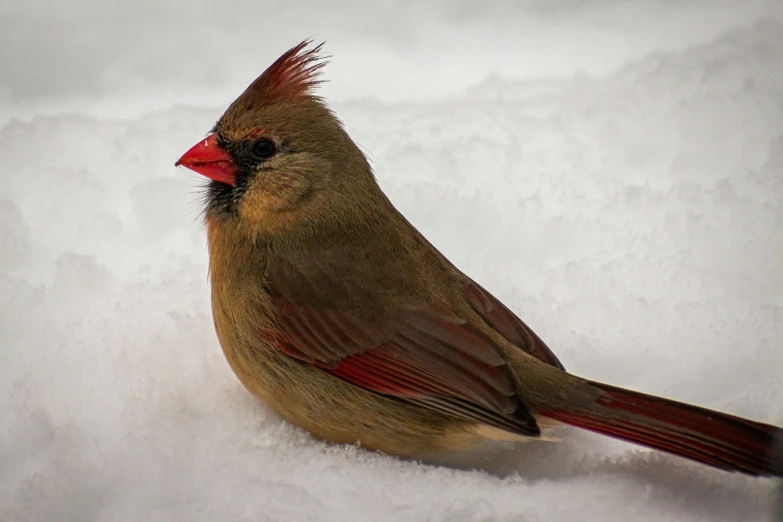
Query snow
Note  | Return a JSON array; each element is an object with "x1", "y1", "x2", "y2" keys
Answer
[{"x1": 2, "y1": 1, "x2": 783, "y2": 521}]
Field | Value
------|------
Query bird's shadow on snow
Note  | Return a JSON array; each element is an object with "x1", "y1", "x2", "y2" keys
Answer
[
  {"x1": 418, "y1": 427, "x2": 777, "y2": 521},
  {"x1": 248, "y1": 387, "x2": 778, "y2": 519}
]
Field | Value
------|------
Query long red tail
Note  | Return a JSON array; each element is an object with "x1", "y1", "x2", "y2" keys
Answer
[{"x1": 542, "y1": 380, "x2": 783, "y2": 477}]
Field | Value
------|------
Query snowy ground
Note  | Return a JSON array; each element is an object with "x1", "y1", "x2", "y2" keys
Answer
[{"x1": 2, "y1": 2, "x2": 783, "y2": 521}]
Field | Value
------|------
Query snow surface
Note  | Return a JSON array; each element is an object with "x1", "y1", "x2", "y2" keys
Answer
[{"x1": 2, "y1": 2, "x2": 783, "y2": 521}]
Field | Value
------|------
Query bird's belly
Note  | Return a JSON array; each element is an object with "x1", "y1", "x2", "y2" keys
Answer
[{"x1": 217, "y1": 330, "x2": 483, "y2": 458}]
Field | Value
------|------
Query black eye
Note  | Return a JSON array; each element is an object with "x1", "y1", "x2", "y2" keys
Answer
[{"x1": 251, "y1": 139, "x2": 276, "y2": 159}]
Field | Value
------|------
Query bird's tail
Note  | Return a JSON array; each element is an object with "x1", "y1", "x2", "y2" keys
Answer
[{"x1": 540, "y1": 379, "x2": 783, "y2": 477}]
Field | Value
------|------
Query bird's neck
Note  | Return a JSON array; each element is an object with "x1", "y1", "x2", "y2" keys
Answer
[
  {"x1": 204, "y1": 190, "x2": 442, "y2": 312},
  {"x1": 206, "y1": 214, "x2": 270, "y2": 291},
  {"x1": 205, "y1": 187, "x2": 398, "y2": 279}
]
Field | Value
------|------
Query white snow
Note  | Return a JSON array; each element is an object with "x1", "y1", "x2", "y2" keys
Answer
[{"x1": 2, "y1": 2, "x2": 783, "y2": 521}]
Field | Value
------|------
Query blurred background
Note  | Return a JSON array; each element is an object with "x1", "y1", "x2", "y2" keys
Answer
[
  {"x1": 3, "y1": 0, "x2": 782, "y2": 118},
  {"x1": 1, "y1": 1, "x2": 782, "y2": 521}
]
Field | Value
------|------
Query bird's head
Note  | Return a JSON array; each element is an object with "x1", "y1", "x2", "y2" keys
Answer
[{"x1": 176, "y1": 41, "x2": 374, "y2": 235}]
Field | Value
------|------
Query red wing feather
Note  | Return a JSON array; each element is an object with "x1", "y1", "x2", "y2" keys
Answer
[{"x1": 272, "y1": 295, "x2": 540, "y2": 436}]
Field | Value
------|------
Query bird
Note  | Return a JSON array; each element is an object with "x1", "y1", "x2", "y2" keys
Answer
[{"x1": 175, "y1": 41, "x2": 783, "y2": 477}]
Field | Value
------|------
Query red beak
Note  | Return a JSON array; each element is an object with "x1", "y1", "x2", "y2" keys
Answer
[{"x1": 175, "y1": 134, "x2": 238, "y2": 186}]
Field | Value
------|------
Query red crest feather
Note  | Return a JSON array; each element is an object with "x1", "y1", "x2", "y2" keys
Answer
[{"x1": 237, "y1": 40, "x2": 327, "y2": 108}]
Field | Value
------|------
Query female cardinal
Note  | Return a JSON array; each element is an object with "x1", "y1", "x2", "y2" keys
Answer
[{"x1": 176, "y1": 41, "x2": 783, "y2": 476}]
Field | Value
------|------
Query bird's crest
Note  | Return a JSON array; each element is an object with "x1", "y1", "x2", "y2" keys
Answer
[{"x1": 229, "y1": 40, "x2": 327, "y2": 113}]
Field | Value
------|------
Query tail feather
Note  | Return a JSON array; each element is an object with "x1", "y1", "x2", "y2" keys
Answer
[{"x1": 541, "y1": 380, "x2": 783, "y2": 477}]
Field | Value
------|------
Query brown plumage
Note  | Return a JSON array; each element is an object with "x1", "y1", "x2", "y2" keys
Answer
[{"x1": 176, "y1": 41, "x2": 783, "y2": 476}]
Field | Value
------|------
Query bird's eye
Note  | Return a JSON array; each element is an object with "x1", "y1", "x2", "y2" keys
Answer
[{"x1": 251, "y1": 139, "x2": 276, "y2": 159}]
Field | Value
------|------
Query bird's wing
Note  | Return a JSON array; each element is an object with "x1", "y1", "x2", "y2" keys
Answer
[
  {"x1": 463, "y1": 280, "x2": 564, "y2": 370},
  {"x1": 269, "y1": 289, "x2": 541, "y2": 436}
]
